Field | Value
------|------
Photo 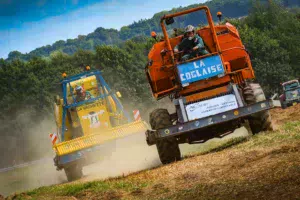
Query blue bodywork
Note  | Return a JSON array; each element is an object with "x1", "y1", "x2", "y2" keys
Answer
[
  {"x1": 59, "y1": 146, "x2": 100, "y2": 165},
  {"x1": 177, "y1": 55, "x2": 225, "y2": 86}
]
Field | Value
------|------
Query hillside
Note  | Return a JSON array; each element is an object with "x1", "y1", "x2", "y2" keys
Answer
[
  {"x1": 6, "y1": 104, "x2": 300, "y2": 200},
  {"x1": 6, "y1": 0, "x2": 300, "y2": 61}
]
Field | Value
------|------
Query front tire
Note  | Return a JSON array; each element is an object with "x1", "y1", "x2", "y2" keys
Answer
[
  {"x1": 281, "y1": 101, "x2": 287, "y2": 109},
  {"x1": 243, "y1": 83, "x2": 274, "y2": 135},
  {"x1": 150, "y1": 109, "x2": 181, "y2": 164},
  {"x1": 64, "y1": 164, "x2": 83, "y2": 182}
]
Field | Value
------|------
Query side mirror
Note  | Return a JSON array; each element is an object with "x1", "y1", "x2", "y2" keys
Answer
[
  {"x1": 165, "y1": 17, "x2": 174, "y2": 25},
  {"x1": 116, "y1": 91, "x2": 122, "y2": 98}
]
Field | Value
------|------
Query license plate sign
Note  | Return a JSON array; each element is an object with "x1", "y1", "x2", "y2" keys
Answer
[
  {"x1": 177, "y1": 55, "x2": 224, "y2": 86},
  {"x1": 185, "y1": 94, "x2": 238, "y2": 121}
]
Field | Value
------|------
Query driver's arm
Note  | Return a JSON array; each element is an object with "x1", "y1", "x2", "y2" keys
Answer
[
  {"x1": 86, "y1": 91, "x2": 94, "y2": 99},
  {"x1": 174, "y1": 45, "x2": 179, "y2": 53},
  {"x1": 193, "y1": 35, "x2": 205, "y2": 51}
]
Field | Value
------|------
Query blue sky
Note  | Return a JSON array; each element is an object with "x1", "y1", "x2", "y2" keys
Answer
[{"x1": 0, "y1": 0, "x2": 206, "y2": 59}]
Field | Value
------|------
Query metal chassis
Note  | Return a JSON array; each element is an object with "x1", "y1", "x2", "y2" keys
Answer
[{"x1": 146, "y1": 99, "x2": 274, "y2": 145}]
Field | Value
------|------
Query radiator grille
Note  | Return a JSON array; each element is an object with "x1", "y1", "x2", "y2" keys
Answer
[{"x1": 185, "y1": 91, "x2": 234, "y2": 105}]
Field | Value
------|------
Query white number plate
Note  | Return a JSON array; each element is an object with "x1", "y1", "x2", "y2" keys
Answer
[{"x1": 185, "y1": 94, "x2": 238, "y2": 121}]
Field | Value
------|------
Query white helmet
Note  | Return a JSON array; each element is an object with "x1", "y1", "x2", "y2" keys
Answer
[
  {"x1": 185, "y1": 25, "x2": 195, "y2": 33},
  {"x1": 75, "y1": 85, "x2": 83, "y2": 92}
]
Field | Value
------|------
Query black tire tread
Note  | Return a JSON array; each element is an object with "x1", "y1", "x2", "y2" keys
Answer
[
  {"x1": 64, "y1": 165, "x2": 83, "y2": 182},
  {"x1": 243, "y1": 83, "x2": 274, "y2": 135},
  {"x1": 150, "y1": 109, "x2": 181, "y2": 164}
]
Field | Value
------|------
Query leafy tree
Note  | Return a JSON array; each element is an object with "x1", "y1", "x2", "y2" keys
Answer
[
  {"x1": 234, "y1": 0, "x2": 300, "y2": 94},
  {"x1": 7, "y1": 51, "x2": 23, "y2": 61}
]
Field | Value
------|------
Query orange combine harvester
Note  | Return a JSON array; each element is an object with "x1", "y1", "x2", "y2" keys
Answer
[{"x1": 145, "y1": 6, "x2": 274, "y2": 164}]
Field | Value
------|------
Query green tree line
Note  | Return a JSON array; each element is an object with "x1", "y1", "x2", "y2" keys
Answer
[
  {"x1": 234, "y1": 1, "x2": 300, "y2": 94},
  {"x1": 5, "y1": 0, "x2": 300, "y2": 61}
]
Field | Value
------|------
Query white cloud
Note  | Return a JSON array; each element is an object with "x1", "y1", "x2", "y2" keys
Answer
[{"x1": 1, "y1": 0, "x2": 205, "y2": 58}]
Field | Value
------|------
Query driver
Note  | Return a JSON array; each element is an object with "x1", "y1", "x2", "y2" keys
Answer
[
  {"x1": 174, "y1": 25, "x2": 208, "y2": 61},
  {"x1": 75, "y1": 85, "x2": 93, "y2": 102}
]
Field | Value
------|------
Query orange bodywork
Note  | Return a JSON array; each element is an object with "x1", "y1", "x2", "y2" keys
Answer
[
  {"x1": 185, "y1": 85, "x2": 230, "y2": 103},
  {"x1": 146, "y1": 6, "x2": 255, "y2": 100}
]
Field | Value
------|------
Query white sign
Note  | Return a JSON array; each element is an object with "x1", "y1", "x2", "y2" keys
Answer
[
  {"x1": 82, "y1": 110, "x2": 105, "y2": 128},
  {"x1": 185, "y1": 94, "x2": 238, "y2": 121},
  {"x1": 177, "y1": 55, "x2": 224, "y2": 85}
]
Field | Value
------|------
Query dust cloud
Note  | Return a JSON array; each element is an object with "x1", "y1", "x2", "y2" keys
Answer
[
  {"x1": 0, "y1": 160, "x2": 66, "y2": 197},
  {"x1": 81, "y1": 126, "x2": 249, "y2": 182},
  {"x1": 81, "y1": 132, "x2": 160, "y2": 182},
  {"x1": 0, "y1": 130, "x2": 160, "y2": 197},
  {"x1": 0, "y1": 100, "x2": 249, "y2": 197},
  {"x1": 0, "y1": 126, "x2": 249, "y2": 197},
  {"x1": 80, "y1": 101, "x2": 173, "y2": 181},
  {"x1": 0, "y1": 109, "x2": 56, "y2": 168},
  {"x1": 0, "y1": 109, "x2": 65, "y2": 197}
]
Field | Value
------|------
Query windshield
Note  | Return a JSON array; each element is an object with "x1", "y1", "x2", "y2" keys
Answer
[
  {"x1": 66, "y1": 75, "x2": 101, "y2": 105},
  {"x1": 284, "y1": 82, "x2": 299, "y2": 91},
  {"x1": 162, "y1": 8, "x2": 217, "y2": 63},
  {"x1": 164, "y1": 10, "x2": 209, "y2": 37},
  {"x1": 286, "y1": 88, "x2": 300, "y2": 100}
]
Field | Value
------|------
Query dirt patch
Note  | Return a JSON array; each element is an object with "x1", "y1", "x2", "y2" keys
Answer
[
  {"x1": 79, "y1": 132, "x2": 160, "y2": 182},
  {"x1": 78, "y1": 190, "x2": 123, "y2": 200},
  {"x1": 7, "y1": 193, "x2": 33, "y2": 200},
  {"x1": 130, "y1": 188, "x2": 144, "y2": 196},
  {"x1": 271, "y1": 104, "x2": 300, "y2": 128},
  {"x1": 137, "y1": 142, "x2": 300, "y2": 200}
]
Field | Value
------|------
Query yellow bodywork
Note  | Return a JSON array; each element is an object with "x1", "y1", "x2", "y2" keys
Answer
[
  {"x1": 54, "y1": 121, "x2": 147, "y2": 156},
  {"x1": 54, "y1": 74, "x2": 148, "y2": 156}
]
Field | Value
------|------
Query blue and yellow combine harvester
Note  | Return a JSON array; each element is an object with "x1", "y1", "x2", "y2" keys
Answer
[{"x1": 52, "y1": 67, "x2": 147, "y2": 181}]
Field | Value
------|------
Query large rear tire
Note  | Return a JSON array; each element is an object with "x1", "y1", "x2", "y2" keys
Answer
[
  {"x1": 64, "y1": 164, "x2": 83, "y2": 182},
  {"x1": 150, "y1": 109, "x2": 181, "y2": 164},
  {"x1": 243, "y1": 83, "x2": 274, "y2": 135}
]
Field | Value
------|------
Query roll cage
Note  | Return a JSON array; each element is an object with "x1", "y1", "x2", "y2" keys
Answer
[{"x1": 59, "y1": 70, "x2": 130, "y2": 141}]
